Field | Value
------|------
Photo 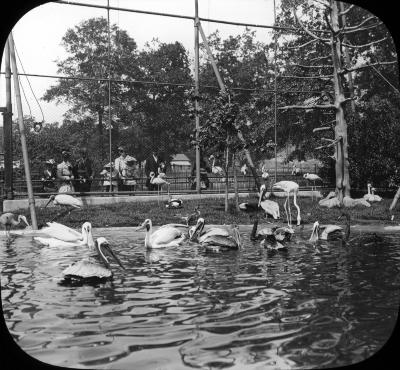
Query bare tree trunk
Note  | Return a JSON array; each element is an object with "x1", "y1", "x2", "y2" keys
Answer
[
  {"x1": 233, "y1": 153, "x2": 239, "y2": 211},
  {"x1": 98, "y1": 110, "x2": 105, "y2": 161},
  {"x1": 390, "y1": 186, "x2": 400, "y2": 211},
  {"x1": 330, "y1": 0, "x2": 351, "y2": 203}
]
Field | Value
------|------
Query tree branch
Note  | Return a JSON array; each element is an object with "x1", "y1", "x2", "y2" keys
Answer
[
  {"x1": 309, "y1": 55, "x2": 332, "y2": 62},
  {"x1": 343, "y1": 22, "x2": 384, "y2": 34},
  {"x1": 343, "y1": 16, "x2": 377, "y2": 31},
  {"x1": 338, "y1": 4, "x2": 354, "y2": 16},
  {"x1": 315, "y1": 137, "x2": 342, "y2": 150},
  {"x1": 287, "y1": 38, "x2": 318, "y2": 50},
  {"x1": 311, "y1": 0, "x2": 331, "y2": 8},
  {"x1": 291, "y1": 63, "x2": 333, "y2": 69},
  {"x1": 313, "y1": 126, "x2": 333, "y2": 133},
  {"x1": 279, "y1": 104, "x2": 335, "y2": 110},
  {"x1": 342, "y1": 37, "x2": 388, "y2": 49},
  {"x1": 339, "y1": 60, "x2": 397, "y2": 74}
]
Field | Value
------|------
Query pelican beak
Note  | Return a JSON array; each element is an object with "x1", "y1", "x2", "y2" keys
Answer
[
  {"x1": 20, "y1": 216, "x2": 30, "y2": 227},
  {"x1": 189, "y1": 218, "x2": 204, "y2": 241},
  {"x1": 309, "y1": 222, "x2": 319, "y2": 241},
  {"x1": 234, "y1": 227, "x2": 242, "y2": 249},
  {"x1": 97, "y1": 240, "x2": 125, "y2": 270},
  {"x1": 44, "y1": 196, "x2": 54, "y2": 208},
  {"x1": 134, "y1": 220, "x2": 147, "y2": 231}
]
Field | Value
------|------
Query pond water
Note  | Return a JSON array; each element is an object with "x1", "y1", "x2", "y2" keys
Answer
[{"x1": 1, "y1": 225, "x2": 400, "y2": 369}]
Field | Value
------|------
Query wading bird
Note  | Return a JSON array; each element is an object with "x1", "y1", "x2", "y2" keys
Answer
[
  {"x1": 61, "y1": 237, "x2": 125, "y2": 280},
  {"x1": 150, "y1": 171, "x2": 170, "y2": 203},
  {"x1": 135, "y1": 219, "x2": 186, "y2": 248},
  {"x1": 34, "y1": 222, "x2": 94, "y2": 248},
  {"x1": 272, "y1": 181, "x2": 301, "y2": 226},
  {"x1": 0, "y1": 213, "x2": 29, "y2": 237},
  {"x1": 363, "y1": 183, "x2": 382, "y2": 202},
  {"x1": 44, "y1": 194, "x2": 83, "y2": 221},
  {"x1": 258, "y1": 184, "x2": 280, "y2": 220},
  {"x1": 303, "y1": 173, "x2": 323, "y2": 201}
]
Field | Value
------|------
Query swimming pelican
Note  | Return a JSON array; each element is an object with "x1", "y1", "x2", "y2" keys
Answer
[
  {"x1": 201, "y1": 225, "x2": 242, "y2": 252},
  {"x1": 303, "y1": 173, "x2": 323, "y2": 201},
  {"x1": 39, "y1": 221, "x2": 94, "y2": 243},
  {"x1": 34, "y1": 222, "x2": 95, "y2": 248},
  {"x1": 250, "y1": 219, "x2": 293, "y2": 251},
  {"x1": 44, "y1": 194, "x2": 83, "y2": 221},
  {"x1": 272, "y1": 181, "x2": 301, "y2": 226},
  {"x1": 62, "y1": 237, "x2": 125, "y2": 280},
  {"x1": 209, "y1": 155, "x2": 224, "y2": 176},
  {"x1": 0, "y1": 213, "x2": 29, "y2": 237},
  {"x1": 309, "y1": 215, "x2": 350, "y2": 243},
  {"x1": 135, "y1": 219, "x2": 186, "y2": 248},
  {"x1": 189, "y1": 217, "x2": 231, "y2": 243},
  {"x1": 363, "y1": 183, "x2": 382, "y2": 202}
]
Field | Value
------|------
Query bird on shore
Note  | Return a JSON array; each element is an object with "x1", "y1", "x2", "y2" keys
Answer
[
  {"x1": 165, "y1": 186, "x2": 183, "y2": 209},
  {"x1": 363, "y1": 183, "x2": 382, "y2": 202},
  {"x1": 44, "y1": 194, "x2": 83, "y2": 221},
  {"x1": 135, "y1": 218, "x2": 186, "y2": 248},
  {"x1": 240, "y1": 163, "x2": 248, "y2": 175},
  {"x1": 319, "y1": 191, "x2": 340, "y2": 209},
  {"x1": 303, "y1": 173, "x2": 323, "y2": 201},
  {"x1": 61, "y1": 237, "x2": 125, "y2": 280},
  {"x1": 261, "y1": 165, "x2": 269, "y2": 180},
  {"x1": 343, "y1": 196, "x2": 371, "y2": 208},
  {"x1": 272, "y1": 181, "x2": 301, "y2": 226},
  {"x1": 209, "y1": 155, "x2": 224, "y2": 176},
  {"x1": 0, "y1": 213, "x2": 30, "y2": 237},
  {"x1": 150, "y1": 171, "x2": 170, "y2": 203}
]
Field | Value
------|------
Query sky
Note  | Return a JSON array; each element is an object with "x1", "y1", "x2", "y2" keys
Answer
[{"x1": 0, "y1": 0, "x2": 277, "y2": 125}]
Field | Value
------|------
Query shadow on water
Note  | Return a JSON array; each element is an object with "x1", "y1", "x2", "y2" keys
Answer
[{"x1": 1, "y1": 225, "x2": 399, "y2": 369}]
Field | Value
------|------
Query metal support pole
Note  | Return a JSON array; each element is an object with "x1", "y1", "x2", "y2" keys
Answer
[
  {"x1": 273, "y1": 0, "x2": 278, "y2": 183},
  {"x1": 194, "y1": 0, "x2": 201, "y2": 193},
  {"x1": 3, "y1": 40, "x2": 14, "y2": 200},
  {"x1": 8, "y1": 33, "x2": 38, "y2": 229},
  {"x1": 107, "y1": 0, "x2": 113, "y2": 192}
]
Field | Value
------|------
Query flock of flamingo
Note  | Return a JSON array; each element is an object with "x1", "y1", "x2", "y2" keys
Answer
[{"x1": 0, "y1": 164, "x2": 383, "y2": 281}]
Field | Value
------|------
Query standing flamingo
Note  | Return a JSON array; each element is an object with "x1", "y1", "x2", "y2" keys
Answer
[
  {"x1": 272, "y1": 181, "x2": 301, "y2": 226},
  {"x1": 0, "y1": 213, "x2": 30, "y2": 237},
  {"x1": 150, "y1": 171, "x2": 170, "y2": 203},
  {"x1": 303, "y1": 173, "x2": 323, "y2": 201}
]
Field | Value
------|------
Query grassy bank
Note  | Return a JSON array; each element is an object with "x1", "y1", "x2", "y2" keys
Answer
[{"x1": 19, "y1": 195, "x2": 400, "y2": 229}]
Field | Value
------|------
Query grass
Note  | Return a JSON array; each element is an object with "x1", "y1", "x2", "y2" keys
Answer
[{"x1": 16, "y1": 195, "x2": 400, "y2": 229}]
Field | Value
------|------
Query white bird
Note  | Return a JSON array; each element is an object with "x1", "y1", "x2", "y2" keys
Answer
[
  {"x1": 303, "y1": 173, "x2": 323, "y2": 201},
  {"x1": 135, "y1": 219, "x2": 186, "y2": 248},
  {"x1": 150, "y1": 171, "x2": 170, "y2": 203},
  {"x1": 319, "y1": 191, "x2": 340, "y2": 208},
  {"x1": 363, "y1": 183, "x2": 382, "y2": 202},
  {"x1": 209, "y1": 155, "x2": 224, "y2": 176},
  {"x1": 240, "y1": 163, "x2": 248, "y2": 175},
  {"x1": 261, "y1": 165, "x2": 269, "y2": 179},
  {"x1": 34, "y1": 222, "x2": 95, "y2": 248},
  {"x1": 189, "y1": 217, "x2": 231, "y2": 243},
  {"x1": 272, "y1": 181, "x2": 301, "y2": 226},
  {"x1": 44, "y1": 194, "x2": 83, "y2": 221},
  {"x1": 343, "y1": 196, "x2": 371, "y2": 208},
  {"x1": 309, "y1": 215, "x2": 350, "y2": 243},
  {"x1": 250, "y1": 219, "x2": 294, "y2": 251},
  {"x1": 258, "y1": 184, "x2": 280, "y2": 220},
  {"x1": 165, "y1": 186, "x2": 183, "y2": 209},
  {"x1": 62, "y1": 237, "x2": 125, "y2": 280},
  {"x1": 0, "y1": 213, "x2": 30, "y2": 237}
]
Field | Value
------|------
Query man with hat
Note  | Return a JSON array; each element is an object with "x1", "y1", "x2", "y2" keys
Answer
[
  {"x1": 57, "y1": 150, "x2": 75, "y2": 193},
  {"x1": 74, "y1": 147, "x2": 94, "y2": 193}
]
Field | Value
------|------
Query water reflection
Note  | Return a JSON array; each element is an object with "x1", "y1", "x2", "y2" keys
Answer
[{"x1": 1, "y1": 226, "x2": 399, "y2": 369}]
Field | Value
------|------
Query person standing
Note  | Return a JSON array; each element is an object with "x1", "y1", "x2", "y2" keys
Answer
[
  {"x1": 41, "y1": 159, "x2": 57, "y2": 193},
  {"x1": 57, "y1": 150, "x2": 75, "y2": 193},
  {"x1": 74, "y1": 148, "x2": 94, "y2": 193},
  {"x1": 115, "y1": 146, "x2": 128, "y2": 191},
  {"x1": 100, "y1": 163, "x2": 118, "y2": 192},
  {"x1": 121, "y1": 155, "x2": 139, "y2": 192},
  {"x1": 145, "y1": 150, "x2": 162, "y2": 191}
]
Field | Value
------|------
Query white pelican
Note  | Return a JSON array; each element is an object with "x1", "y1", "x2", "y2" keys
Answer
[
  {"x1": 343, "y1": 196, "x2": 371, "y2": 208},
  {"x1": 62, "y1": 237, "x2": 125, "y2": 280},
  {"x1": 201, "y1": 225, "x2": 242, "y2": 252},
  {"x1": 135, "y1": 219, "x2": 186, "y2": 248},
  {"x1": 303, "y1": 173, "x2": 323, "y2": 200},
  {"x1": 44, "y1": 194, "x2": 83, "y2": 220},
  {"x1": 188, "y1": 217, "x2": 231, "y2": 243},
  {"x1": 363, "y1": 183, "x2": 382, "y2": 202},
  {"x1": 34, "y1": 222, "x2": 95, "y2": 248},
  {"x1": 309, "y1": 214, "x2": 350, "y2": 243},
  {"x1": 319, "y1": 191, "x2": 340, "y2": 209},
  {"x1": 272, "y1": 181, "x2": 301, "y2": 226},
  {"x1": 258, "y1": 184, "x2": 280, "y2": 220},
  {"x1": 0, "y1": 213, "x2": 29, "y2": 237},
  {"x1": 209, "y1": 155, "x2": 224, "y2": 176}
]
